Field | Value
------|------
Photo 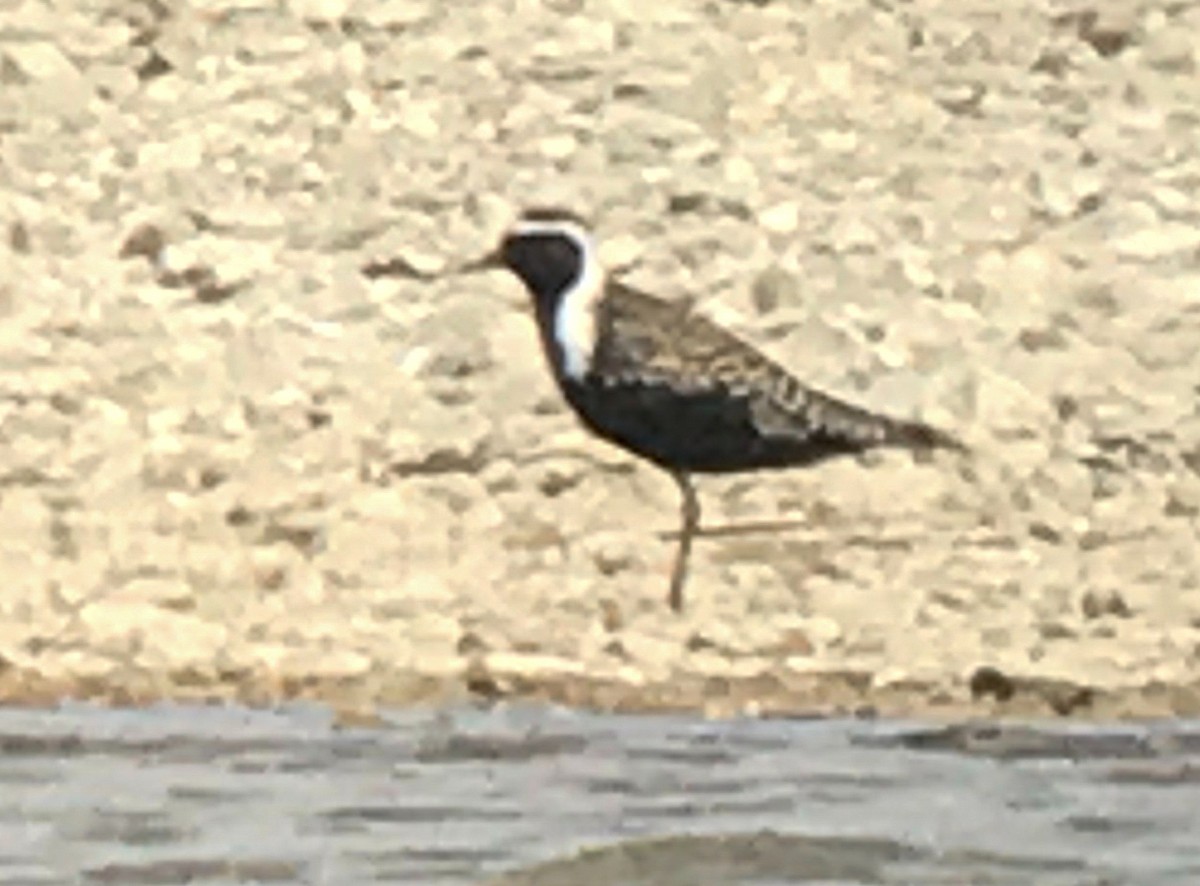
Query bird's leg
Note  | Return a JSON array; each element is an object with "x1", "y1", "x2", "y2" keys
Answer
[{"x1": 668, "y1": 471, "x2": 700, "y2": 613}]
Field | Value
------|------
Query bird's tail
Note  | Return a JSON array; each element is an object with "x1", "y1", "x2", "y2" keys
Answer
[
  {"x1": 769, "y1": 379, "x2": 965, "y2": 456},
  {"x1": 881, "y1": 416, "x2": 966, "y2": 453}
]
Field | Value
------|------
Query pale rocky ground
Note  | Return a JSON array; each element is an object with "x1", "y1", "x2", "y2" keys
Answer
[{"x1": 1, "y1": 0, "x2": 1199, "y2": 719}]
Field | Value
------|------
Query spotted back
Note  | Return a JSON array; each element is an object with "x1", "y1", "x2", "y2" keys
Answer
[{"x1": 592, "y1": 283, "x2": 960, "y2": 453}]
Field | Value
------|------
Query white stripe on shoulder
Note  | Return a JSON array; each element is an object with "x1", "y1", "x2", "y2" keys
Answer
[{"x1": 512, "y1": 218, "x2": 604, "y2": 381}]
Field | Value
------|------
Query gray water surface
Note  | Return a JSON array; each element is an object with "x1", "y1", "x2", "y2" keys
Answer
[{"x1": 1, "y1": 702, "x2": 1198, "y2": 885}]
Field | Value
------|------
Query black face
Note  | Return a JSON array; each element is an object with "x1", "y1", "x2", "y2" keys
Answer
[{"x1": 499, "y1": 230, "x2": 584, "y2": 306}]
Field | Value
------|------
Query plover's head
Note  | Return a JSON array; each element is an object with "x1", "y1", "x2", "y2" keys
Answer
[
  {"x1": 465, "y1": 208, "x2": 595, "y2": 303},
  {"x1": 463, "y1": 208, "x2": 604, "y2": 380}
]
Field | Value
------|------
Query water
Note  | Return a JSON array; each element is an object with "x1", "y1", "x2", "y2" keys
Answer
[{"x1": 1, "y1": 702, "x2": 1198, "y2": 885}]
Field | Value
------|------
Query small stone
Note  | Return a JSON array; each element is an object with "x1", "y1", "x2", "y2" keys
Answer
[
  {"x1": 119, "y1": 578, "x2": 194, "y2": 611},
  {"x1": 723, "y1": 156, "x2": 756, "y2": 186},
  {"x1": 667, "y1": 192, "x2": 708, "y2": 214},
  {"x1": 758, "y1": 201, "x2": 800, "y2": 234},
  {"x1": 254, "y1": 557, "x2": 288, "y2": 591},
  {"x1": 934, "y1": 81, "x2": 985, "y2": 116},
  {"x1": 1165, "y1": 483, "x2": 1200, "y2": 518},
  {"x1": 750, "y1": 265, "x2": 796, "y2": 314},
  {"x1": 805, "y1": 616, "x2": 843, "y2": 647},
  {"x1": 1114, "y1": 224, "x2": 1200, "y2": 260},
  {"x1": 1073, "y1": 9, "x2": 1135, "y2": 57},
  {"x1": 814, "y1": 61, "x2": 854, "y2": 95},
  {"x1": 599, "y1": 598, "x2": 623, "y2": 632},
  {"x1": 485, "y1": 651, "x2": 584, "y2": 679},
  {"x1": 400, "y1": 101, "x2": 440, "y2": 139},
  {"x1": 1034, "y1": 170, "x2": 1102, "y2": 218},
  {"x1": 591, "y1": 537, "x2": 636, "y2": 577},
  {"x1": 538, "y1": 133, "x2": 577, "y2": 159},
  {"x1": 463, "y1": 660, "x2": 505, "y2": 698},
  {"x1": 1028, "y1": 521, "x2": 1062, "y2": 544},
  {"x1": 969, "y1": 665, "x2": 1015, "y2": 702},
  {"x1": 3, "y1": 42, "x2": 81, "y2": 81},
  {"x1": 601, "y1": 637, "x2": 627, "y2": 658},
  {"x1": 1079, "y1": 529, "x2": 1112, "y2": 550},
  {"x1": 80, "y1": 602, "x2": 229, "y2": 668},
  {"x1": 1018, "y1": 326, "x2": 1067, "y2": 352},
  {"x1": 1031, "y1": 49, "x2": 1070, "y2": 77},
  {"x1": 897, "y1": 247, "x2": 937, "y2": 290},
  {"x1": 776, "y1": 627, "x2": 814, "y2": 657},
  {"x1": 360, "y1": 0, "x2": 430, "y2": 27},
  {"x1": 1039, "y1": 621, "x2": 1077, "y2": 640},
  {"x1": 827, "y1": 215, "x2": 877, "y2": 252},
  {"x1": 9, "y1": 221, "x2": 30, "y2": 253},
  {"x1": 290, "y1": 0, "x2": 353, "y2": 19},
  {"x1": 1081, "y1": 589, "x2": 1133, "y2": 620},
  {"x1": 457, "y1": 629, "x2": 488, "y2": 655},
  {"x1": 1150, "y1": 185, "x2": 1191, "y2": 214},
  {"x1": 536, "y1": 462, "x2": 583, "y2": 496},
  {"x1": 600, "y1": 233, "x2": 643, "y2": 268},
  {"x1": 292, "y1": 648, "x2": 373, "y2": 680},
  {"x1": 119, "y1": 223, "x2": 166, "y2": 262},
  {"x1": 136, "y1": 50, "x2": 173, "y2": 82}
]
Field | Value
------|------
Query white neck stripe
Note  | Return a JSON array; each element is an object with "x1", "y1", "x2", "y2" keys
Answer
[{"x1": 512, "y1": 219, "x2": 603, "y2": 381}]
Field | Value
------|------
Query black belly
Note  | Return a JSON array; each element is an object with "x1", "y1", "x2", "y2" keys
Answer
[{"x1": 562, "y1": 379, "x2": 863, "y2": 474}]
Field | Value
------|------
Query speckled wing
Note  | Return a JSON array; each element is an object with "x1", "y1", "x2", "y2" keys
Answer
[{"x1": 594, "y1": 283, "x2": 958, "y2": 452}]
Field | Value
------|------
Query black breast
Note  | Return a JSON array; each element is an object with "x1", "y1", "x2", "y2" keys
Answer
[{"x1": 561, "y1": 378, "x2": 866, "y2": 473}]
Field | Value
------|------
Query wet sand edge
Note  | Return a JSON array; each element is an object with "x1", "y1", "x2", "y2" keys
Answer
[{"x1": 1, "y1": 658, "x2": 1198, "y2": 724}]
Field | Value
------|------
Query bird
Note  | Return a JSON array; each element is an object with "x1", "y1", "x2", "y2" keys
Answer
[{"x1": 454, "y1": 207, "x2": 963, "y2": 612}]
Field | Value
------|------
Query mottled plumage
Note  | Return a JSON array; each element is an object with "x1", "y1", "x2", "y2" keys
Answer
[
  {"x1": 575, "y1": 281, "x2": 958, "y2": 472},
  {"x1": 463, "y1": 208, "x2": 962, "y2": 611}
]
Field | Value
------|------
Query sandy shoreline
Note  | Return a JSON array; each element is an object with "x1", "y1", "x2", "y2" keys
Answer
[
  {"x1": 2, "y1": 653, "x2": 1200, "y2": 722},
  {"x1": 2, "y1": 0, "x2": 1199, "y2": 720}
]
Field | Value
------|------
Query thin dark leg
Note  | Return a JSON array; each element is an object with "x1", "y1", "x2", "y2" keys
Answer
[{"x1": 668, "y1": 471, "x2": 700, "y2": 613}]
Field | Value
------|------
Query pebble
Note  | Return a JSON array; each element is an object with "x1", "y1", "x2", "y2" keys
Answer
[
  {"x1": 1114, "y1": 223, "x2": 1200, "y2": 260},
  {"x1": 3, "y1": 41, "x2": 81, "y2": 81},
  {"x1": 758, "y1": 201, "x2": 801, "y2": 235}
]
